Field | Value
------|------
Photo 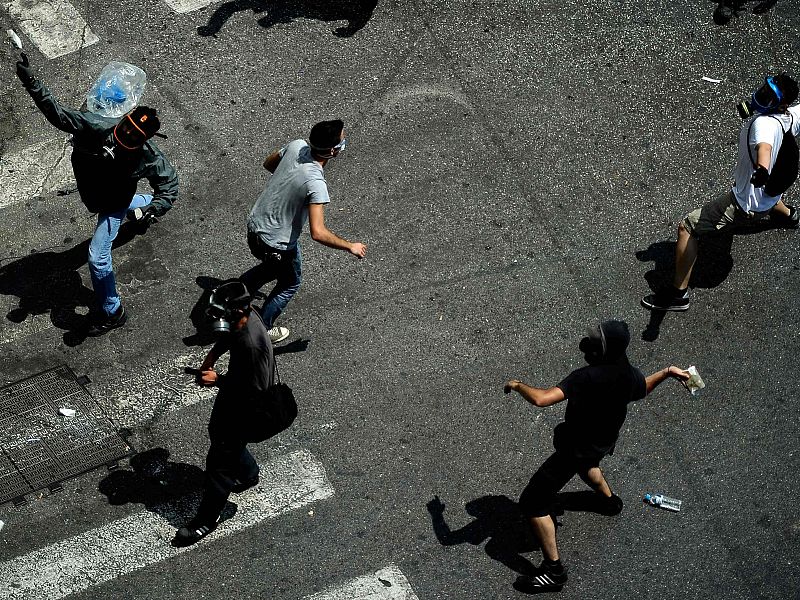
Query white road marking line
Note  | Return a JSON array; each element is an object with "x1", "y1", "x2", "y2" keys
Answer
[
  {"x1": 161, "y1": 0, "x2": 215, "y2": 14},
  {"x1": 0, "y1": 449, "x2": 334, "y2": 600},
  {"x1": 0, "y1": 138, "x2": 74, "y2": 209},
  {"x1": 302, "y1": 565, "x2": 420, "y2": 600},
  {"x1": 1, "y1": 0, "x2": 99, "y2": 59},
  {"x1": 102, "y1": 349, "x2": 220, "y2": 428}
]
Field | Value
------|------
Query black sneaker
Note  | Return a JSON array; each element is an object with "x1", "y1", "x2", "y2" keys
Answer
[
  {"x1": 775, "y1": 205, "x2": 800, "y2": 230},
  {"x1": 86, "y1": 305, "x2": 127, "y2": 337},
  {"x1": 172, "y1": 519, "x2": 218, "y2": 547},
  {"x1": 514, "y1": 563, "x2": 568, "y2": 594},
  {"x1": 599, "y1": 493, "x2": 624, "y2": 516},
  {"x1": 641, "y1": 290, "x2": 690, "y2": 312}
]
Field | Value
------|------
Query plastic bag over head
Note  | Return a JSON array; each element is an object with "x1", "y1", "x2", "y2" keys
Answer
[{"x1": 86, "y1": 61, "x2": 147, "y2": 118}]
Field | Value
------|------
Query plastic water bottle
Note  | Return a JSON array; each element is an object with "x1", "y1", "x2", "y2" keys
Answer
[{"x1": 643, "y1": 493, "x2": 682, "y2": 512}]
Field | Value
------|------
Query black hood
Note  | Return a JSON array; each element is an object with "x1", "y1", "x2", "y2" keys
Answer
[{"x1": 597, "y1": 320, "x2": 631, "y2": 363}]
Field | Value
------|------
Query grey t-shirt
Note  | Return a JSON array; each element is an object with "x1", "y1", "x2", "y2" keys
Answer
[{"x1": 247, "y1": 139, "x2": 331, "y2": 251}]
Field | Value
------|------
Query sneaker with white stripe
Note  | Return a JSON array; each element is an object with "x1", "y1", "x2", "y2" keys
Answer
[{"x1": 514, "y1": 563, "x2": 568, "y2": 593}]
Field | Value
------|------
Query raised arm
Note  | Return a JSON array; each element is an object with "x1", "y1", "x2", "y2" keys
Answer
[
  {"x1": 17, "y1": 56, "x2": 97, "y2": 135},
  {"x1": 644, "y1": 366, "x2": 690, "y2": 395},
  {"x1": 504, "y1": 380, "x2": 565, "y2": 407}
]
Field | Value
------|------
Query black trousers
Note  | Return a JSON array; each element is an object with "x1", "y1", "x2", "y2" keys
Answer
[
  {"x1": 194, "y1": 394, "x2": 260, "y2": 525},
  {"x1": 518, "y1": 451, "x2": 601, "y2": 518}
]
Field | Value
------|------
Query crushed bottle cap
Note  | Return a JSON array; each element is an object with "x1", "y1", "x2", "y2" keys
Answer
[{"x1": 58, "y1": 407, "x2": 76, "y2": 417}]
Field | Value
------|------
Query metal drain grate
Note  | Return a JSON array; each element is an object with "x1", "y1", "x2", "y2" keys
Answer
[{"x1": 0, "y1": 365, "x2": 132, "y2": 505}]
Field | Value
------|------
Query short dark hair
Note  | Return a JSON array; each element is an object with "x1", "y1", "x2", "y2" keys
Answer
[
  {"x1": 775, "y1": 73, "x2": 799, "y2": 105},
  {"x1": 309, "y1": 119, "x2": 344, "y2": 151}
]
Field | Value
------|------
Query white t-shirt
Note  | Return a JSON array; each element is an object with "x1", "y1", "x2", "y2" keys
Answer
[
  {"x1": 733, "y1": 104, "x2": 800, "y2": 213},
  {"x1": 247, "y1": 139, "x2": 330, "y2": 250}
]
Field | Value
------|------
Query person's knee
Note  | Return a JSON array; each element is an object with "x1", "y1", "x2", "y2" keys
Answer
[{"x1": 87, "y1": 247, "x2": 111, "y2": 275}]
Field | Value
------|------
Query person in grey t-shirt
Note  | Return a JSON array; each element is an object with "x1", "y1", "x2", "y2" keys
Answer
[{"x1": 240, "y1": 119, "x2": 367, "y2": 343}]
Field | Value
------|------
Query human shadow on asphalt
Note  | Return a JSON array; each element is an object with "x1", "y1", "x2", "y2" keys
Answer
[
  {"x1": 712, "y1": 0, "x2": 779, "y2": 25},
  {"x1": 636, "y1": 234, "x2": 734, "y2": 341},
  {"x1": 98, "y1": 447, "x2": 237, "y2": 528},
  {"x1": 196, "y1": 0, "x2": 379, "y2": 38},
  {"x1": 427, "y1": 495, "x2": 540, "y2": 577},
  {"x1": 183, "y1": 275, "x2": 311, "y2": 354},
  {"x1": 0, "y1": 223, "x2": 141, "y2": 347}
]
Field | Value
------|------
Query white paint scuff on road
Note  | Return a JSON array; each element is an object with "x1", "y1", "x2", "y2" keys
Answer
[
  {"x1": 1, "y1": 0, "x2": 99, "y2": 59},
  {"x1": 161, "y1": 0, "x2": 215, "y2": 13},
  {"x1": 0, "y1": 138, "x2": 74, "y2": 209},
  {"x1": 0, "y1": 450, "x2": 334, "y2": 600},
  {"x1": 302, "y1": 565, "x2": 420, "y2": 600}
]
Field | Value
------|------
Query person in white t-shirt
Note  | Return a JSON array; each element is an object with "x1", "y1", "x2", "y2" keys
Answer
[
  {"x1": 240, "y1": 119, "x2": 367, "y2": 342},
  {"x1": 643, "y1": 74, "x2": 800, "y2": 312}
]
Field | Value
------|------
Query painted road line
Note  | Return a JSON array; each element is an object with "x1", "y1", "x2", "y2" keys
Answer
[
  {"x1": 1, "y1": 0, "x2": 99, "y2": 59},
  {"x1": 303, "y1": 565, "x2": 420, "y2": 600},
  {"x1": 0, "y1": 449, "x2": 334, "y2": 600},
  {"x1": 161, "y1": 0, "x2": 215, "y2": 14},
  {"x1": 101, "y1": 348, "x2": 219, "y2": 428},
  {"x1": 0, "y1": 138, "x2": 74, "y2": 209}
]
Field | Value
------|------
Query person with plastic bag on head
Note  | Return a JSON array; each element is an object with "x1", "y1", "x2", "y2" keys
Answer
[{"x1": 15, "y1": 55, "x2": 179, "y2": 337}]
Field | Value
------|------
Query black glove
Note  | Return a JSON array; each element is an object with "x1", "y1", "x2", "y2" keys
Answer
[
  {"x1": 126, "y1": 205, "x2": 159, "y2": 229},
  {"x1": 751, "y1": 165, "x2": 769, "y2": 188},
  {"x1": 15, "y1": 53, "x2": 35, "y2": 88}
]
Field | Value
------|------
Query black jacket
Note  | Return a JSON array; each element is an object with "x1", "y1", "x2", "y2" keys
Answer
[{"x1": 25, "y1": 79, "x2": 178, "y2": 216}]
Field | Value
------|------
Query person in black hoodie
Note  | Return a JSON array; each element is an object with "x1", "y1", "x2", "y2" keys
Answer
[
  {"x1": 504, "y1": 320, "x2": 690, "y2": 593},
  {"x1": 15, "y1": 54, "x2": 178, "y2": 336}
]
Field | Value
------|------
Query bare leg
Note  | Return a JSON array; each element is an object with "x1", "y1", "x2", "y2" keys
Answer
[
  {"x1": 770, "y1": 199, "x2": 790, "y2": 218},
  {"x1": 579, "y1": 466, "x2": 612, "y2": 497},
  {"x1": 529, "y1": 515, "x2": 559, "y2": 561},
  {"x1": 673, "y1": 222, "x2": 698, "y2": 290}
]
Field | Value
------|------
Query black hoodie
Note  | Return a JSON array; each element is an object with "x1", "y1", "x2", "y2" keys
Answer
[{"x1": 555, "y1": 321, "x2": 646, "y2": 461}]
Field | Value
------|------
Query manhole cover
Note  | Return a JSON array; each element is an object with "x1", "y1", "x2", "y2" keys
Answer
[{"x1": 0, "y1": 365, "x2": 132, "y2": 505}]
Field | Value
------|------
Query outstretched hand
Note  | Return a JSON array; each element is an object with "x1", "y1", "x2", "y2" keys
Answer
[
  {"x1": 16, "y1": 52, "x2": 34, "y2": 87},
  {"x1": 666, "y1": 366, "x2": 690, "y2": 383},
  {"x1": 349, "y1": 242, "x2": 367, "y2": 258},
  {"x1": 503, "y1": 380, "x2": 520, "y2": 394}
]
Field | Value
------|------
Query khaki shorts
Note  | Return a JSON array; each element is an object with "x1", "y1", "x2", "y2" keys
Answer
[{"x1": 683, "y1": 191, "x2": 770, "y2": 237}]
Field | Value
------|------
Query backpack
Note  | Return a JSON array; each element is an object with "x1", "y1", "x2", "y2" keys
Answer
[{"x1": 246, "y1": 358, "x2": 297, "y2": 443}]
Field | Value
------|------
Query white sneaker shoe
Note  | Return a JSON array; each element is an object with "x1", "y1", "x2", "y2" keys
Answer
[{"x1": 267, "y1": 326, "x2": 290, "y2": 344}]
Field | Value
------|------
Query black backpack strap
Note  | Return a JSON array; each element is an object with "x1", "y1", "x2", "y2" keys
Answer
[{"x1": 747, "y1": 114, "x2": 788, "y2": 168}]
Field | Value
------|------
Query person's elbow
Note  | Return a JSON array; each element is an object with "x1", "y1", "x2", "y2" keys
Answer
[{"x1": 309, "y1": 225, "x2": 327, "y2": 243}]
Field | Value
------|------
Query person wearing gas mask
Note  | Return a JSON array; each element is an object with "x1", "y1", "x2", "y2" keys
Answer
[
  {"x1": 504, "y1": 321, "x2": 690, "y2": 593},
  {"x1": 642, "y1": 73, "x2": 800, "y2": 312},
  {"x1": 241, "y1": 119, "x2": 367, "y2": 344},
  {"x1": 15, "y1": 54, "x2": 178, "y2": 336},
  {"x1": 174, "y1": 281, "x2": 295, "y2": 546}
]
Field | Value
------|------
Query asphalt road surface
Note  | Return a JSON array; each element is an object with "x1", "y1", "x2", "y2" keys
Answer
[{"x1": 0, "y1": 1, "x2": 799, "y2": 598}]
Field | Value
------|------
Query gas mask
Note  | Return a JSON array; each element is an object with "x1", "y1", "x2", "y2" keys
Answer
[
  {"x1": 737, "y1": 76, "x2": 785, "y2": 119},
  {"x1": 98, "y1": 106, "x2": 165, "y2": 160},
  {"x1": 205, "y1": 281, "x2": 252, "y2": 334}
]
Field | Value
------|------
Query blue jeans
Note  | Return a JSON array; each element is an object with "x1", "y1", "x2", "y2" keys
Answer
[
  {"x1": 239, "y1": 236, "x2": 302, "y2": 328},
  {"x1": 88, "y1": 193, "x2": 151, "y2": 316}
]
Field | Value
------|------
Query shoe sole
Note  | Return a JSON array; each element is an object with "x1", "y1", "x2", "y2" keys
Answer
[
  {"x1": 86, "y1": 312, "x2": 128, "y2": 337},
  {"x1": 270, "y1": 331, "x2": 290, "y2": 344},
  {"x1": 640, "y1": 298, "x2": 690, "y2": 312}
]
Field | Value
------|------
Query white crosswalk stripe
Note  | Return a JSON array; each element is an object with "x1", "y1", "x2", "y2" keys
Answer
[
  {"x1": 1, "y1": 0, "x2": 98, "y2": 59},
  {"x1": 161, "y1": 0, "x2": 215, "y2": 13},
  {"x1": 0, "y1": 137, "x2": 74, "y2": 210},
  {"x1": 301, "y1": 565, "x2": 420, "y2": 600},
  {"x1": 0, "y1": 449, "x2": 334, "y2": 600}
]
